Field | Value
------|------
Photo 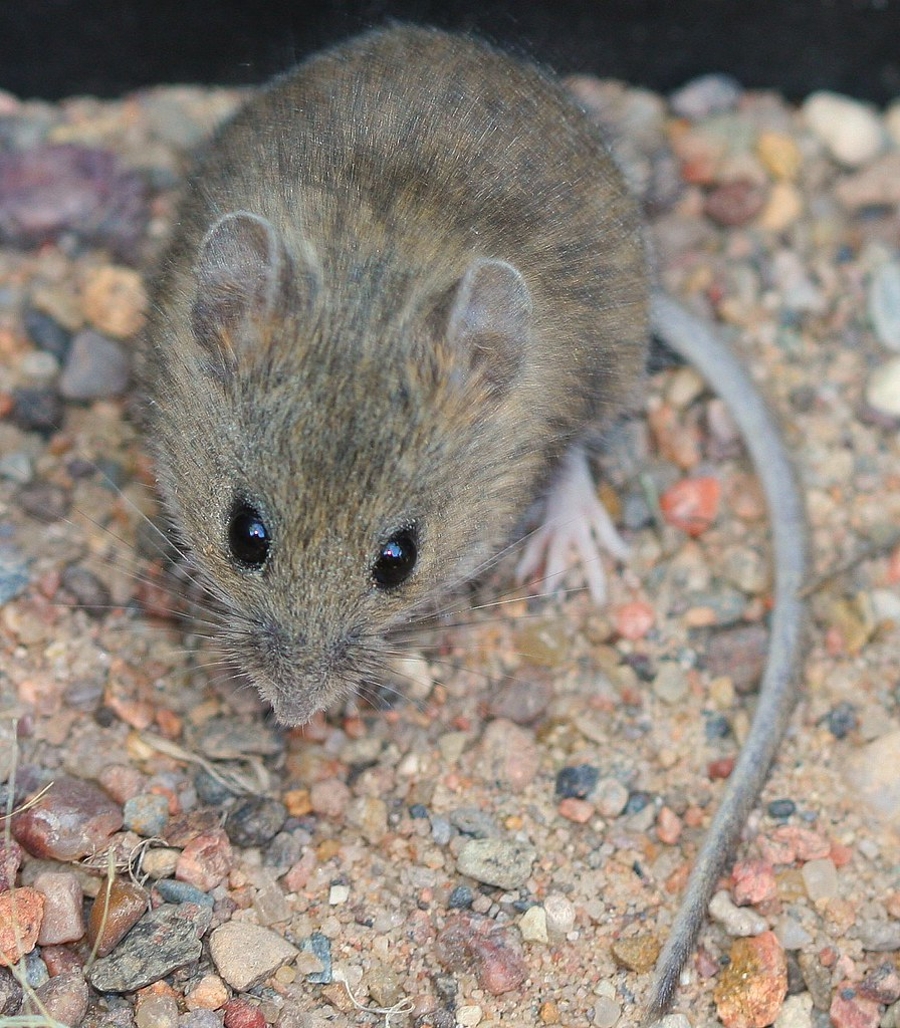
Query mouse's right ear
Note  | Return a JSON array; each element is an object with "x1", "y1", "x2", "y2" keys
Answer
[{"x1": 190, "y1": 211, "x2": 318, "y2": 362}]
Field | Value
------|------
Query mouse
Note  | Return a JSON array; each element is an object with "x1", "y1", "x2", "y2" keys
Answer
[{"x1": 138, "y1": 25, "x2": 808, "y2": 1023}]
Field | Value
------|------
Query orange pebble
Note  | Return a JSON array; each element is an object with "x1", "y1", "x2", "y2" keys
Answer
[{"x1": 660, "y1": 476, "x2": 721, "y2": 536}]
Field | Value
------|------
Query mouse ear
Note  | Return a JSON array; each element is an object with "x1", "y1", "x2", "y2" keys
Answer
[
  {"x1": 190, "y1": 211, "x2": 317, "y2": 359},
  {"x1": 446, "y1": 258, "x2": 530, "y2": 392}
]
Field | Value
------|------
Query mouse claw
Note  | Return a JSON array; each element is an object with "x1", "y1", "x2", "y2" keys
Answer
[{"x1": 516, "y1": 444, "x2": 629, "y2": 605}]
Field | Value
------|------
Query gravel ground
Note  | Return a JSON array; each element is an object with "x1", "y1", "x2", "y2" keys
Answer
[{"x1": 0, "y1": 57, "x2": 899, "y2": 1028}]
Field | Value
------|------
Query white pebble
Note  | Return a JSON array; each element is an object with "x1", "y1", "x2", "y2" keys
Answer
[
  {"x1": 670, "y1": 73, "x2": 742, "y2": 119},
  {"x1": 519, "y1": 905, "x2": 548, "y2": 943},
  {"x1": 543, "y1": 893, "x2": 577, "y2": 935},
  {"x1": 329, "y1": 884, "x2": 350, "y2": 905},
  {"x1": 871, "y1": 589, "x2": 900, "y2": 625},
  {"x1": 774, "y1": 992, "x2": 814, "y2": 1028},
  {"x1": 886, "y1": 99, "x2": 900, "y2": 146},
  {"x1": 801, "y1": 857, "x2": 838, "y2": 902},
  {"x1": 774, "y1": 914, "x2": 813, "y2": 950},
  {"x1": 592, "y1": 996, "x2": 622, "y2": 1028},
  {"x1": 865, "y1": 356, "x2": 900, "y2": 416},
  {"x1": 456, "y1": 1004, "x2": 483, "y2": 1026},
  {"x1": 869, "y1": 261, "x2": 900, "y2": 351},
  {"x1": 708, "y1": 889, "x2": 768, "y2": 936},
  {"x1": 802, "y1": 91, "x2": 884, "y2": 167}
]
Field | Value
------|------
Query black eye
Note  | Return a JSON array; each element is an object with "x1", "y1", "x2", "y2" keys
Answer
[
  {"x1": 228, "y1": 503, "x2": 271, "y2": 569},
  {"x1": 372, "y1": 526, "x2": 418, "y2": 589}
]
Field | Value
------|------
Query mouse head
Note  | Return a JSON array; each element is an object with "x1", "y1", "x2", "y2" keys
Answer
[{"x1": 146, "y1": 211, "x2": 541, "y2": 723}]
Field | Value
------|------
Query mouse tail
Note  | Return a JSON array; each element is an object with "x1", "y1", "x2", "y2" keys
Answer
[{"x1": 641, "y1": 293, "x2": 809, "y2": 1025}]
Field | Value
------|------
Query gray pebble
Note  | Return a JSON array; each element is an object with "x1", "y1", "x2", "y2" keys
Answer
[
  {"x1": 11, "y1": 386, "x2": 64, "y2": 435},
  {"x1": 670, "y1": 73, "x2": 742, "y2": 119},
  {"x1": 456, "y1": 837, "x2": 536, "y2": 890},
  {"x1": 0, "y1": 966, "x2": 22, "y2": 1016},
  {"x1": 153, "y1": 879, "x2": 215, "y2": 908},
  {"x1": 178, "y1": 1012, "x2": 222, "y2": 1028},
  {"x1": 59, "y1": 329, "x2": 130, "y2": 400},
  {"x1": 61, "y1": 564, "x2": 112, "y2": 617},
  {"x1": 450, "y1": 806, "x2": 500, "y2": 839},
  {"x1": 855, "y1": 919, "x2": 900, "y2": 952},
  {"x1": 225, "y1": 796, "x2": 288, "y2": 847},
  {"x1": 0, "y1": 452, "x2": 34, "y2": 484},
  {"x1": 431, "y1": 815, "x2": 452, "y2": 846},
  {"x1": 869, "y1": 261, "x2": 900, "y2": 351},
  {"x1": 0, "y1": 545, "x2": 30, "y2": 605},
  {"x1": 23, "y1": 970, "x2": 89, "y2": 1028},
  {"x1": 17, "y1": 480, "x2": 71, "y2": 522},
  {"x1": 24, "y1": 307, "x2": 72, "y2": 361}
]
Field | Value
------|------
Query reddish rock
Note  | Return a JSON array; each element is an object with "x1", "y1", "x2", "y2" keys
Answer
[
  {"x1": 87, "y1": 878, "x2": 149, "y2": 957},
  {"x1": 23, "y1": 969, "x2": 89, "y2": 1028},
  {"x1": 704, "y1": 180, "x2": 767, "y2": 227},
  {"x1": 309, "y1": 778, "x2": 351, "y2": 819},
  {"x1": 830, "y1": 983, "x2": 881, "y2": 1028},
  {"x1": 33, "y1": 871, "x2": 84, "y2": 944},
  {"x1": 0, "y1": 840, "x2": 22, "y2": 893},
  {"x1": 614, "y1": 600, "x2": 655, "y2": 641},
  {"x1": 660, "y1": 477, "x2": 721, "y2": 537},
  {"x1": 758, "y1": 825, "x2": 831, "y2": 865},
  {"x1": 41, "y1": 944, "x2": 84, "y2": 976},
  {"x1": 558, "y1": 797, "x2": 594, "y2": 823},
  {"x1": 732, "y1": 859, "x2": 778, "y2": 906},
  {"x1": 656, "y1": 806, "x2": 683, "y2": 845},
  {"x1": 479, "y1": 720, "x2": 539, "y2": 792},
  {"x1": 176, "y1": 828, "x2": 234, "y2": 892},
  {"x1": 714, "y1": 931, "x2": 787, "y2": 1028},
  {"x1": 11, "y1": 776, "x2": 123, "y2": 861},
  {"x1": 0, "y1": 887, "x2": 44, "y2": 966},
  {"x1": 436, "y1": 913, "x2": 527, "y2": 995},
  {"x1": 224, "y1": 997, "x2": 268, "y2": 1028},
  {"x1": 858, "y1": 964, "x2": 900, "y2": 1005}
]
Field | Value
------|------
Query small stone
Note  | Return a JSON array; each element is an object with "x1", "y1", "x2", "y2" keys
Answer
[
  {"x1": 758, "y1": 181, "x2": 803, "y2": 232},
  {"x1": 224, "y1": 796, "x2": 288, "y2": 847},
  {"x1": 0, "y1": 452, "x2": 33, "y2": 484},
  {"x1": 610, "y1": 935, "x2": 660, "y2": 973},
  {"x1": 732, "y1": 860, "x2": 778, "y2": 906},
  {"x1": 451, "y1": 807, "x2": 499, "y2": 838},
  {"x1": 543, "y1": 893, "x2": 576, "y2": 935},
  {"x1": 185, "y1": 974, "x2": 229, "y2": 1011},
  {"x1": 435, "y1": 913, "x2": 527, "y2": 995},
  {"x1": 0, "y1": 839, "x2": 23, "y2": 891},
  {"x1": 22, "y1": 969, "x2": 89, "y2": 1027},
  {"x1": 456, "y1": 838, "x2": 537, "y2": 890},
  {"x1": 301, "y1": 931, "x2": 332, "y2": 984},
  {"x1": 487, "y1": 676, "x2": 552, "y2": 724},
  {"x1": 81, "y1": 265, "x2": 147, "y2": 338},
  {"x1": 774, "y1": 993, "x2": 813, "y2": 1028},
  {"x1": 773, "y1": 915, "x2": 813, "y2": 950},
  {"x1": 705, "y1": 180, "x2": 767, "y2": 227},
  {"x1": 656, "y1": 806, "x2": 682, "y2": 845},
  {"x1": 660, "y1": 476, "x2": 720, "y2": 536},
  {"x1": 555, "y1": 763, "x2": 599, "y2": 799},
  {"x1": 12, "y1": 775, "x2": 123, "y2": 860},
  {"x1": 448, "y1": 885, "x2": 474, "y2": 909},
  {"x1": 869, "y1": 261, "x2": 900, "y2": 351},
  {"x1": 17, "y1": 480, "x2": 71, "y2": 522},
  {"x1": 614, "y1": 599, "x2": 654, "y2": 640},
  {"x1": 594, "y1": 778, "x2": 629, "y2": 818},
  {"x1": 756, "y1": 131, "x2": 803, "y2": 181},
  {"x1": 841, "y1": 729, "x2": 900, "y2": 820},
  {"x1": 309, "y1": 777, "x2": 351, "y2": 818},
  {"x1": 558, "y1": 797, "x2": 594, "y2": 823},
  {"x1": 670, "y1": 73, "x2": 742, "y2": 119},
  {"x1": 0, "y1": 887, "x2": 44, "y2": 966},
  {"x1": 0, "y1": 965, "x2": 23, "y2": 1015},
  {"x1": 707, "y1": 624, "x2": 768, "y2": 693},
  {"x1": 478, "y1": 719, "x2": 540, "y2": 793},
  {"x1": 346, "y1": 796, "x2": 388, "y2": 845},
  {"x1": 179, "y1": 1011, "x2": 221, "y2": 1028},
  {"x1": 135, "y1": 990, "x2": 180, "y2": 1028},
  {"x1": 23, "y1": 308, "x2": 72, "y2": 360},
  {"x1": 829, "y1": 983, "x2": 881, "y2": 1028},
  {"x1": 721, "y1": 546, "x2": 770, "y2": 595},
  {"x1": 519, "y1": 905, "x2": 548, "y2": 944},
  {"x1": 140, "y1": 846, "x2": 180, "y2": 879},
  {"x1": 714, "y1": 931, "x2": 787, "y2": 1028},
  {"x1": 87, "y1": 878, "x2": 149, "y2": 957},
  {"x1": 60, "y1": 564, "x2": 112, "y2": 617},
  {"x1": 175, "y1": 828, "x2": 233, "y2": 892},
  {"x1": 865, "y1": 357, "x2": 900, "y2": 418},
  {"x1": 10, "y1": 385, "x2": 64, "y2": 435},
  {"x1": 709, "y1": 890, "x2": 769, "y2": 937},
  {"x1": 593, "y1": 995, "x2": 623, "y2": 1028},
  {"x1": 58, "y1": 329, "x2": 130, "y2": 399},
  {"x1": 154, "y1": 878, "x2": 215, "y2": 908},
  {"x1": 652, "y1": 662, "x2": 688, "y2": 704},
  {"x1": 858, "y1": 963, "x2": 900, "y2": 1004},
  {"x1": 803, "y1": 91, "x2": 884, "y2": 167},
  {"x1": 123, "y1": 793, "x2": 170, "y2": 837},
  {"x1": 32, "y1": 871, "x2": 84, "y2": 945},
  {"x1": 457, "y1": 1004, "x2": 483, "y2": 1026},
  {"x1": 209, "y1": 921, "x2": 299, "y2": 991},
  {"x1": 801, "y1": 857, "x2": 838, "y2": 902},
  {"x1": 836, "y1": 153, "x2": 900, "y2": 208},
  {"x1": 855, "y1": 920, "x2": 900, "y2": 952},
  {"x1": 224, "y1": 998, "x2": 267, "y2": 1028},
  {"x1": 0, "y1": 547, "x2": 30, "y2": 606},
  {"x1": 86, "y1": 902, "x2": 209, "y2": 992}
]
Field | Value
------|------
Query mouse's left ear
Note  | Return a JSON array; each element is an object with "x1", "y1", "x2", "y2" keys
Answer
[
  {"x1": 446, "y1": 258, "x2": 531, "y2": 394},
  {"x1": 191, "y1": 210, "x2": 319, "y2": 362}
]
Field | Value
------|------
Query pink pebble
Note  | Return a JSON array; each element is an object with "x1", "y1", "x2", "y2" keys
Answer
[
  {"x1": 660, "y1": 477, "x2": 721, "y2": 537},
  {"x1": 224, "y1": 998, "x2": 267, "y2": 1028},
  {"x1": 176, "y1": 828, "x2": 234, "y2": 892},
  {"x1": 0, "y1": 887, "x2": 44, "y2": 966},
  {"x1": 615, "y1": 600, "x2": 654, "y2": 641},
  {"x1": 33, "y1": 871, "x2": 84, "y2": 945},
  {"x1": 11, "y1": 776, "x2": 123, "y2": 861},
  {"x1": 731, "y1": 859, "x2": 778, "y2": 906}
]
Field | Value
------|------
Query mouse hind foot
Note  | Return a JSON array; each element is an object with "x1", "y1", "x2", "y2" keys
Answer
[{"x1": 515, "y1": 444, "x2": 629, "y2": 605}]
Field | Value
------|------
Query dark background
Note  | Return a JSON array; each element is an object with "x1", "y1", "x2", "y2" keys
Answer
[{"x1": 1, "y1": 0, "x2": 897, "y2": 103}]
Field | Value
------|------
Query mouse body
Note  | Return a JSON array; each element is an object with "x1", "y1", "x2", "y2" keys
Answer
[{"x1": 140, "y1": 25, "x2": 807, "y2": 1022}]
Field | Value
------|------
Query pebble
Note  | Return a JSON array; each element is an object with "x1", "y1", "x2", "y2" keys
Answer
[
  {"x1": 448, "y1": 884, "x2": 474, "y2": 909},
  {"x1": 543, "y1": 893, "x2": 576, "y2": 935},
  {"x1": 487, "y1": 675, "x2": 552, "y2": 725},
  {"x1": 175, "y1": 828, "x2": 234, "y2": 892},
  {"x1": 135, "y1": 991, "x2": 180, "y2": 1028},
  {"x1": 346, "y1": 795, "x2": 388, "y2": 845},
  {"x1": 829, "y1": 983, "x2": 881, "y2": 1028},
  {"x1": 773, "y1": 915, "x2": 813, "y2": 950},
  {"x1": 194, "y1": 716, "x2": 282, "y2": 759},
  {"x1": 0, "y1": 143, "x2": 147, "y2": 258},
  {"x1": 309, "y1": 777, "x2": 351, "y2": 818},
  {"x1": 301, "y1": 930, "x2": 332, "y2": 984},
  {"x1": 835, "y1": 153, "x2": 900, "y2": 209},
  {"x1": 478, "y1": 720, "x2": 540, "y2": 792},
  {"x1": 709, "y1": 890, "x2": 768, "y2": 937},
  {"x1": 884, "y1": 1002, "x2": 900, "y2": 1028},
  {"x1": 594, "y1": 777, "x2": 629, "y2": 818},
  {"x1": 23, "y1": 307, "x2": 72, "y2": 360},
  {"x1": 614, "y1": 599, "x2": 654, "y2": 640},
  {"x1": 86, "y1": 902, "x2": 210, "y2": 992},
  {"x1": 865, "y1": 357, "x2": 900, "y2": 418},
  {"x1": 519, "y1": 905, "x2": 549, "y2": 944},
  {"x1": 141, "y1": 846, "x2": 181, "y2": 879},
  {"x1": 801, "y1": 857, "x2": 838, "y2": 902},
  {"x1": 0, "y1": 965, "x2": 23, "y2": 1015},
  {"x1": 223, "y1": 998, "x2": 267, "y2": 1028},
  {"x1": 0, "y1": 451, "x2": 34, "y2": 484},
  {"x1": 60, "y1": 563, "x2": 112, "y2": 616},
  {"x1": 155, "y1": 878, "x2": 215, "y2": 909},
  {"x1": 656, "y1": 806, "x2": 682, "y2": 844},
  {"x1": 450, "y1": 808, "x2": 499, "y2": 839},
  {"x1": 555, "y1": 763, "x2": 600, "y2": 800},
  {"x1": 11, "y1": 386, "x2": 64, "y2": 434},
  {"x1": 841, "y1": 729, "x2": 900, "y2": 820},
  {"x1": 58, "y1": 329, "x2": 130, "y2": 399},
  {"x1": 123, "y1": 793, "x2": 170, "y2": 837},
  {"x1": 0, "y1": 546, "x2": 30, "y2": 605},
  {"x1": 185, "y1": 974, "x2": 229, "y2": 1011},
  {"x1": 23, "y1": 968, "x2": 89, "y2": 1027},
  {"x1": 652, "y1": 662, "x2": 688, "y2": 704},
  {"x1": 610, "y1": 935, "x2": 660, "y2": 973},
  {"x1": 707, "y1": 624, "x2": 768, "y2": 692},
  {"x1": 660, "y1": 476, "x2": 720, "y2": 536},
  {"x1": 457, "y1": 1004, "x2": 483, "y2": 1026},
  {"x1": 868, "y1": 261, "x2": 900, "y2": 351},
  {"x1": 858, "y1": 963, "x2": 900, "y2": 1004},
  {"x1": 714, "y1": 932, "x2": 788, "y2": 1028},
  {"x1": 12, "y1": 775, "x2": 123, "y2": 860},
  {"x1": 855, "y1": 919, "x2": 900, "y2": 952},
  {"x1": 592, "y1": 996, "x2": 622, "y2": 1028},
  {"x1": 756, "y1": 131, "x2": 803, "y2": 181},
  {"x1": 435, "y1": 913, "x2": 527, "y2": 995},
  {"x1": 704, "y1": 180, "x2": 767, "y2": 227},
  {"x1": 87, "y1": 878, "x2": 149, "y2": 956},
  {"x1": 774, "y1": 993, "x2": 813, "y2": 1028},
  {"x1": 558, "y1": 797, "x2": 594, "y2": 823},
  {"x1": 0, "y1": 840, "x2": 23, "y2": 891},
  {"x1": 17, "y1": 479, "x2": 71, "y2": 522},
  {"x1": 224, "y1": 796, "x2": 288, "y2": 847},
  {"x1": 81, "y1": 264, "x2": 147, "y2": 338},
  {"x1": 0, "y1": 887, "x2": 44, "y2": 965},
  {"x1": 732, "y1": 860, "x2": 778, "y2": 906},
  {"x1": 670, "y1": 74, "x2": 742, "y2": 119},
  {"x1": 802, "y1": 91, "x2": 884, "y2": 167},
  {"x1": 32, "y1": 870, "x2": 84, "y2": 944},
  {"x1": 456, "y1": 838, "x2": 537, "y2": 890},
  {"x1": 208, "y1": 921, "x2": 299, "y2": 991},
  {"x1": 180, "y1": 1011, "x2": 222, "y2": 1028}
]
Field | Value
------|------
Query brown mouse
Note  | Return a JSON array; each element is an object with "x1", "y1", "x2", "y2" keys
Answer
[{"x1": 140, "y1": 25, "x2": 807, "y2": 1022}]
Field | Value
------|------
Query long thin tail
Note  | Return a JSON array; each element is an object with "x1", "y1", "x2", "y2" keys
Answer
[{"x1": 642, "y1": 294, "x2": 809, "y2": 1023}]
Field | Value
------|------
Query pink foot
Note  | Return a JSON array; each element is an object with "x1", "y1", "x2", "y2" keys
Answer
[{"x1": 516, "y1": 445, "x2": 628, "y2": 604}]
